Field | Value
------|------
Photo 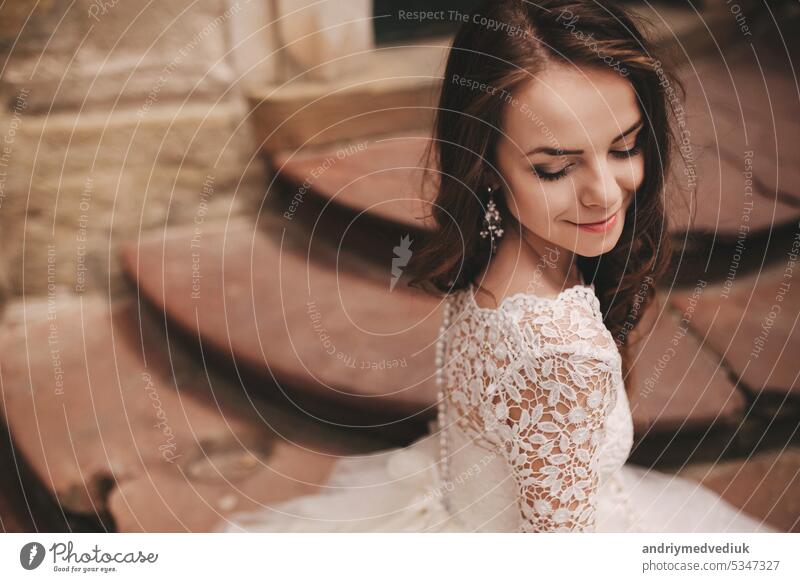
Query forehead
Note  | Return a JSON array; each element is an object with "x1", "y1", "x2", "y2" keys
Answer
[{"x1": 500, "y1": 65, "x2": 640, "y2": 151}]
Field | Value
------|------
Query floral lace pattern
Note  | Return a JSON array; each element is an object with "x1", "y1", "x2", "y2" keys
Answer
[{"x1": 441, "y1": 283, "x2": 622, "y2": 532}]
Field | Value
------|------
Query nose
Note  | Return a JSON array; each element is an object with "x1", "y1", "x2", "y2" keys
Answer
[{"x1": 578, "y1": 156, "x2": 624, "y2": 211}]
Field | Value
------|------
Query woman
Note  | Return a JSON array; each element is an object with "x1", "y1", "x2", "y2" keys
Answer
[{"x1": 216, "y1": 0, "x2": 777, "y2": 533}]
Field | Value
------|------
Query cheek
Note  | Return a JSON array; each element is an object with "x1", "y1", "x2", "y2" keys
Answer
[
  {"x1": 505, "y1": 170, "x2": 572, "y2": 225},
  {"x1": 620, "y1": 156, "x2": 645, "y2": 192}
]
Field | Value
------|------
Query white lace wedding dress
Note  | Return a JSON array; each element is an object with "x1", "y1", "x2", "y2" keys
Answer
[{"x1": 215, "y1": 281, "x2": 778, "y2": 533}]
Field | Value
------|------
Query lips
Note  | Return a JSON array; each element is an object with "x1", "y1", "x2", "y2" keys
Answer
[
  {"x1": 571, "y1": 209, "x2": 619, "y2": 233},
  {"x1": 578, "y1": 216, "x2": 614, "y2": 226}
]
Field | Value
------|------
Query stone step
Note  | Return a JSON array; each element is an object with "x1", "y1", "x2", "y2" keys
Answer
[
  {"x1": 670, "y1": 263, "x2": 800, "y2": 410},
  {"x1": 108, "y1": 438, "x2": 342, "y2": 532},
  {"x1": 628, "y1": 266, "x2": 800, "y2": 466},
  {"x1": 669, "y1": 446, "x2": 800, "y2": 533},
  {"x1": 119, "y1": 217, "x2": 442, "y2": 434},
  {"x1": 272, "y1": 131, "x2": 435, "y2": 236},
  {"x1": 248, "y1": 40, "x2": 448, "y2": 153},
  {"x1": 0, "y1": 295, "x2": 388, "y2": 528},
  {"x1": 0, "y1": 297, "x2": 243, "y2": 518},
  {"x1": 627, "y1": 292, "x2": 745, "y2": 441},
  {"x1": 669, "y1": 29, "x2": 800, "y2": 236}
]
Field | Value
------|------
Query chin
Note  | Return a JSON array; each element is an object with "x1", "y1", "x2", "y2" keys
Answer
[
  {"x1": 575, "y1": 247, "x2": 610, "y2": 258},
  {"x1": 574, "y1": 235, "x2": 621, "y2": 257}
]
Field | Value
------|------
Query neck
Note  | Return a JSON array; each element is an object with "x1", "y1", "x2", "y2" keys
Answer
[{"x1": 503, "y1": 228, "x2": 580, "y2": 287}]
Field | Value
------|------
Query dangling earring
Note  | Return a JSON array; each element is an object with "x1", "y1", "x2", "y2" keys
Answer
[{"x1": 479, "y1": 185, "x2": 504, "y2": 255}]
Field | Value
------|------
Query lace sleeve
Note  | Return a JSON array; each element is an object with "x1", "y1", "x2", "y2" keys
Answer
[{"x1": 480, "y1": 295, "x2": 621, "y2": 532}]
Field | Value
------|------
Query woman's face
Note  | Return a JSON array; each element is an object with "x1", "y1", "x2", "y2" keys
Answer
[{"x1": 492, "y1": 64, "x2": 644, "y2": 258}]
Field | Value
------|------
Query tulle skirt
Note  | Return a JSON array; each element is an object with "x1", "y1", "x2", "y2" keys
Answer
[{"x1": 214, "y1": 429, "x2": 779, "y2": 533}]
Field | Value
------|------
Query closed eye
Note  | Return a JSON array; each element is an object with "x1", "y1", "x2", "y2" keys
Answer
[
  {"x1": 531, "y1": 163, "x2": 574, "y2": 182},
  {"x1": 610, "y1": 131, "x2": 643, "y2": 159},
  {"x1": 609, "y1": 142, "x2": 642, "y2": 159}
]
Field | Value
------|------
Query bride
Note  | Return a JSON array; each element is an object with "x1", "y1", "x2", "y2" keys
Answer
[{"x1": 216, "y1": 0, "x2": 777, "y2": 533}]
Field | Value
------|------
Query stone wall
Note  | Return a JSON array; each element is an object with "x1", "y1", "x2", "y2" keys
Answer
[{"x1": 0, "y1": 0, "x2": 269, "y2": 308}]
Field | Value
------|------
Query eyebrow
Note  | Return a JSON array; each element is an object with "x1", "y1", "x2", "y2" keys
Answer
[{"x1": 523, "y1": 119, "x2": 644, "y2": 157}]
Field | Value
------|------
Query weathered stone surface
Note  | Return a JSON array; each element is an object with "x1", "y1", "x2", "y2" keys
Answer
[
  {"x1": 0, "y1": 292, "x2": 391, "y2": 527},
  {"x1": 0, "y1": 0, "x2": 58, "y2": 43},
  {"x1": 626, "y1": 289, "x2": 745, "y2": 436},
  {"x1": 0, "y1": 0, "x2": 237, "y2": 114},
  {"x1": 668, "y1": 28, "x2": 800, "y2": 235},
  {"x1": 671, "y1": 260, "x2": 800, "y2": 404},
  {"x1": 272, "y1": 0, "x2": 373, "y2": 83},
  {"x1": 120, "y1": 218, "x2": 442, "y2": 429},
  {"x1": 225, "y1": 0, "x2": 278, "y2": 91},
  {"x1": 670, "y1": 446, "x2": 800, "y2": 533},
  {"x1": 0, "y1": 295, "x2": 266, "y2": 514},
  {"x1": 0, "y1": 102, "x2": 258, "y2": 298},
  {"x1": 249, "y1": 42, "x2": 448, "y2": 152},
  {"x1": 273, "y1": 132, "x2": 435, "y2": 233},
  {"x1": 108, "y1": 440, "x2": 340, "y2": 532},
  {"x1": 666, "y1": 148, "x2": 800, "y2": 237}
]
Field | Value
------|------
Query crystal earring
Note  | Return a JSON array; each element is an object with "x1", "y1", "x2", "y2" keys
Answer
[{"x1": 479, "y1": 185, "x2": 504, "y2": 254}]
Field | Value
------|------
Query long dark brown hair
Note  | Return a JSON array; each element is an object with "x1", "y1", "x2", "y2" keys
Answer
[{"x1": 407, "y1": 0, "x2": 685, "y2": 396}]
